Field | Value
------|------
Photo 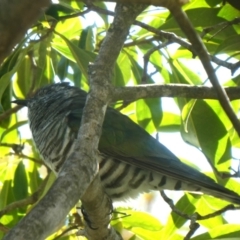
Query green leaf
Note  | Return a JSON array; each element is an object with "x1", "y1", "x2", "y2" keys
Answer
[
  {"x1": 57, "y1": 56, "x2": 69, "y2": 81},
  {"x1": 13, "y1": 161, "x2": 28, "y2": 201},
  {"x1": 78, "y1": 26, "x2": 95, "y2": 52},
  {"x1": 181, "y1": 100, "x2": 231, "y2": 172},
  {"x1": 0, "y1": 45, "x2": 21, "y2": 104},
  {"x1": 130, "y1": 227, "x2": 162, "y2": 240},
  {"x1": 184, "y1": 0, "x2": 217, "y2": 9},
  {"x1": 192, "y1": 224, "x2": 240, "y2": 240},
  {"x1": 58, "y1": 0, "x2": 84, "y2": 11},
  {"x1": 215, "y1": 35, "x2": 240, "y2": 54},
  {"x1": 55, "y1": 17, "x2": 82, "y2": 40},
  {"x1": 193, "y1": 195, "x2": 226, "y2": 230},
  {"x1": 16, "y1": 55, "x2": 31, "y2": 98},
  {"x1": 0, "y1": 120, "x2": 27, "y2": 143},
  {"x1": 52, "y1": 32, "x2": 96, "y2": 78},
  {"x1": 0, "y1": 83, "x2": 12, "y2": 128},
  {"x1": 26, "y1": 160, "x2": 43, "y2": 194},
  {"x1": 113, "y1": 62, "x2": 125, "y2": 87},
  {"x1": 161, "y1": 7, "x2": 236, "y2": 40},
  {"x1": 124, "y1": 47, "x2": 144, "y2": 85},
  {"x1": 112, "y1": 208, "x2": 162, "y2": 231},
  {"x1": 0, "y1": 158, "x2": 20, "y2": 209},
  {"x1": 114, "y1": 51, "x2": 132, "y2": 86},
  {"x1": 146, "y1": 98, "x2": 163, "y2": 129},
  {"x1": 163, "y1": 193, "x2": 199, "y2": 238},
  {"x1": 171, "y1": 59, "x2": 203, "y2": 85},
  {"x1": 136, "y1": 99, "x2": 156, "y2": 134},
  {"x1": 69, "y1": 61, "x2": 82, "y2": 88},
  {"x1": 46, "y1": 4, "x2": 74, "y2": 19},
  {"x1": 158, "y1": 112, "x2": 181, "y2": 132}
]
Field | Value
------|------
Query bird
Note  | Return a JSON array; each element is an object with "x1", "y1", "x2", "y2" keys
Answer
[{"x1": 13, "y1": 82, "x2": 240, "y2": 204}]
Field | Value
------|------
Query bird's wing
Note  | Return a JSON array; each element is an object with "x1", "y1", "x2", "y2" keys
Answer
[
  {"x1": 100, "y1": 109, "x2": 214, "y2": 184},
  {"x1": 68, "y1": 104, "x2": 240, "y2": 202}
]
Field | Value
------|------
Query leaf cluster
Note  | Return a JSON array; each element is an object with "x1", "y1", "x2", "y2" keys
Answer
[{"x1": 1, "y1": 0, "x2": 240, "y2": 239}]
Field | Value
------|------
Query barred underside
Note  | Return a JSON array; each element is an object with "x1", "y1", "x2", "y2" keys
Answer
[
  {"x1": 98, "y1": 154, "x2": 203, "y2": 201},
  {"x1": 25, "y1": 83, "x2": 240, "y2": 205},
  {"x1": 30, "y1": 116, "x2": 76, "y2": 174},
  {"x1": 32, "y1": 117, "x2": 203, "y2": 201}
]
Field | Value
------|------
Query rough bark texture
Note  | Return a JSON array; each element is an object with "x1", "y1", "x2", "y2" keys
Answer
[
  {"x1": 112, "y1": 85, "x2": 240, "y2": 102},
  {"x1": 3, "y1": 3, "x2": 147, "y2": 240},
  {"x1": 78, "y1": 3, "x2": 148, "y2": 239},
  {"x1": 0, "y1": 0, "x2": 51, "y2": 65}
]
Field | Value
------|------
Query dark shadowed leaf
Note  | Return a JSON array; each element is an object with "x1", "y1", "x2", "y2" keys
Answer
[{"x1": 13, "y1": 161, "x2": 28, "y2": 201}]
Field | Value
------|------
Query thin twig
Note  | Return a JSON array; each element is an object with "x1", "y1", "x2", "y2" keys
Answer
[
  {"x1": 167, "y1": 2, "x2": 240, "y2": 135},
  {"x1": 0, "y1": 106, "x2": 23, "y2": 122},
  {"x1": 53, "y1": 225, "x2": 79, "y2": 240},
  {"x1": 201, "y1": 17, "x2": 240, "y2": 39},
  {"x1": 86, "y1": 3, "x2": 240, "y2": 74},
  {"x1": 32, "y1": 9, "x2": 91, "y2": 44},
  {"x1": 0, "y1": 174, "x2": 50, "y2": 218},
  {"x1": 0, "y1": 142, "x2": 44, "y2": 166},
  {"x1": 112, "y1": 84, "x2": 240, "y2": 102},
  {"x1": 0, "y1": 223, "x2": 9, "y2": 234},
  {"x1": 51, "y1": 8, "x2": 91, "y2": 22},
  {"x1": 142, "y1": 41, "x2": 172, "y2": 83},
  {"x1": 160, "y1": 190, "x2": 239, "y2": 240}
]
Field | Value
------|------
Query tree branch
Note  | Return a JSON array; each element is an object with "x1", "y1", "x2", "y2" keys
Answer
[
  {"x1": 88, "y1": 3, "x2": 240, "y2": 73},
  {"x1": 112, "y1": 84, "x2": 240, "y2": 102},
  {"x1": 1, "y1": 85, "x2": 240, "y2": 124},
  {"x1": 0, "y1": 175, "x2": 49, "y2": 218},
  {"x1": 165, "y1": 0, "x2": 240, "y2": 135},
  {"x1": 78, "y1": 3, "x2": 148, "y2": 239},
  {"x1": 0, "y1": 0, "x2": 51, "y2": 65},
  {"x1": 160, "y1": 190, "x2": 238, "y2": 240},
  {"x1": 3, "y1": 3, "x2": 147, "y2": 240},
  {"x1": 0, "y1": 105, "x2": 23, "y2": 122}
]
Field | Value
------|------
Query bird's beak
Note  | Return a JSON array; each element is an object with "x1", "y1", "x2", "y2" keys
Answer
[{"x1": 12, "y1": 99, "x2": 28, "y2": 106}]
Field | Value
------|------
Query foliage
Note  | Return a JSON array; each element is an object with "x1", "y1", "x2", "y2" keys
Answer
[{"x1": 0, "y1": 0, "x2": 240, "y2": 239}]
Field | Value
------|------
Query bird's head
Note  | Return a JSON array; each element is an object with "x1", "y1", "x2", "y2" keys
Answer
[
  {"x1": 12, "y1": 83, "x2": 81, "y2": 123},
  {"x1": 12, "y1": 82, "x2": 75, "y2": 108},
  {"x1": 12, "y1": 83, "x2": 87, "y2": 127},
  {"x1": 12, "y1": 98, "x2": 29, "y2": 107}
]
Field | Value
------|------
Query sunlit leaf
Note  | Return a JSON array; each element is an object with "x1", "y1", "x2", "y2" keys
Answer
[
  {"x1": 192, "y1": 224, "x2": 240, "y2": 240},
  {"x1": 112, "y1": 207, "x2": 162, "y2": 231},
  {"x1": 163, "y1": 193, "x2": 199, "y2": 238},
  {"x1": 2, "y1": 1, "x2": 240, "y2": 238},
  {"x1": 13, "y1": 161, "x2": 28, "y2": 201},
  {"x1": 0, "y1": 120, "x2": 27, "y2": 143},
  {"x1": 16, "y1": 55, "x2": 31, "y2": 98},
  {"x1": 181, "y1": 100, "x2": 231, "y2": 172},
  {"x1": 52, "y1": 33, "x2": 96, "y2": 78}
]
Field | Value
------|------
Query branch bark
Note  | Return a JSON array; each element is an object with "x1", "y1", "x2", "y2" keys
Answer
[
  {"x1": 161, "y1": 0, "x2": 240, "y2": 135},
  {"x1": 0, "y1": 0, "x2": 51, "y2": 65},
  {"x1": 112, "y1": 84, "x2": 240, "y2": 102},
  {"x1": 79, "y1": 3, "x2": 147, "y2": 239},
  {"x1": 3, "y1": 3, "x2": 147, "y2": 240},
  {"x1": 1, "y1": 85, "x2": 240, "y2": 123},
  {"x1": 2, "y1": 0, "x2": 239, "y2": 239}
]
